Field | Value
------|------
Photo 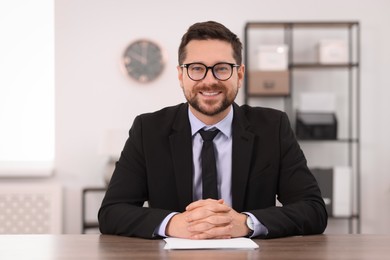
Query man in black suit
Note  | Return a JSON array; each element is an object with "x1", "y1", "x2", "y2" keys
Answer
[{"x1": 98, "y1": 21, "x2": 327, "y2": 239}]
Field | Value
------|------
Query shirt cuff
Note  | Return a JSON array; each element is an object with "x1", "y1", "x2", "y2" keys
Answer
[
  {"x1": 242, "y1": 212, "x2": 269, "y2": 238},
  {"x1": 154, "y1": 212, "x2": 178, "y2": 237}
]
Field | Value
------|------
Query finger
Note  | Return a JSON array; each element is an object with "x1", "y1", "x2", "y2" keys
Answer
[
  {"x1": 186, "y1": 205, "x2": 232, "y2": 223},
  {"x1": 186, "y1": 201, "x2": 230, "y2": 215},
  {"x1": 187, "y1": 215, "x2": 233, "y2": 232},
  {"x1": 186, "y1": 199, "x2": 221, "y2": 211},
  {"x1": 191, "y1": 234, "x2": 232, "y2": 240},
  {"x1": 190, "y1": 225, "x2": 233, "y2": 240},
  {"x1": 187, "y1": 221, "x2": 214, "y2": 233},
  {"x1": 205, "y1": 214, "x2": 233, "y2": 225},
  {"x1": 186, "y1": 199, "x2": 225, "y2": 211},
  {"x1": 186, "y1": 207, "x2": 232, "y2": 223}
]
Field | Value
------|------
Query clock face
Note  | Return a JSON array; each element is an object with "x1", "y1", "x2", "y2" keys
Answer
[{"x1": 123, "y1": 39, "x2": 165, "y2": 83}]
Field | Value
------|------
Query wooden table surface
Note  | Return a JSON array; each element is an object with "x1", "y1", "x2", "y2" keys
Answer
[{"x1": 0, "y1": 234, "x2": 389, "y2": 259}]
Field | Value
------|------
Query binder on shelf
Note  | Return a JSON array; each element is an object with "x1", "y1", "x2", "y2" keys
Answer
[
  {"x1": 311, "y1": 167, "x2": 352, "y2": 217},
  {"x1": 311, "y1": 168, "x2": 333, "y2": 216}
]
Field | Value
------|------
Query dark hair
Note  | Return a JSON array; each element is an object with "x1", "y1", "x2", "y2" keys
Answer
[{"x1": 178, "y1": 21, "x2": 243, "y2": 65}]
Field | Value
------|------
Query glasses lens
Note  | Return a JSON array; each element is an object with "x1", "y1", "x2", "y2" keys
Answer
[
  {"x1": 187, "y1": 63, "x2": 207, "y2": 81},
  {"x1": 213, "y1": 63, "x2": 233, "y2": 80}
]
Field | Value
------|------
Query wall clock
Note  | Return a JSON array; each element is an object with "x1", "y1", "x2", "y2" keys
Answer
[{"x1": 122, "y1": 39, "x2": 165, "y2": 83}]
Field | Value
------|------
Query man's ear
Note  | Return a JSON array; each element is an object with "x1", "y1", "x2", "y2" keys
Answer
[
  {"x1": 237, "y1": 64, "x2": 245, "y2": 89},
  {"x1": 177, "y1": 65, "x2": 184, "y2": 88}
]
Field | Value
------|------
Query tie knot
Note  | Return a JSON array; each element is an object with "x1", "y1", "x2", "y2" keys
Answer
[{"x1": 199, "y1": 129, "x2": 220, "y2": 142}]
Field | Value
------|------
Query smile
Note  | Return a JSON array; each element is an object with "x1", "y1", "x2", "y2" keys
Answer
[{"x1": 200, "y1": 91, "x2": 220, "y2": 96}]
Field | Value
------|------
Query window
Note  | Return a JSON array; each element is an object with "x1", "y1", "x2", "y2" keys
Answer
[{"x1": 0, "y1": 0, "x2": 54, "y2": 176}]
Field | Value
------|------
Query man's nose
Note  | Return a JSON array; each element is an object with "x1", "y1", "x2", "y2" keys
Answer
[{"x1": 202, "y1": 68, "x2": 218, "y2": 83}]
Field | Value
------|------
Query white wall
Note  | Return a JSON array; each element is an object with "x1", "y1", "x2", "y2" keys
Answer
[{"x1": 55, "y1": 0, "x2": 390, "y2": 234}]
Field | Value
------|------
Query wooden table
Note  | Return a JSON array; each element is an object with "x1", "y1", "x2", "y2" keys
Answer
[{"x1": 0, "y1": 234, "x2": 389, "y2": 259}]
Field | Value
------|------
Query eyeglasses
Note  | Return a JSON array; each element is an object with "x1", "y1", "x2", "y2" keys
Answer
[{"x1": 180, "y1": 62, "x2": 240, "y2": 81}]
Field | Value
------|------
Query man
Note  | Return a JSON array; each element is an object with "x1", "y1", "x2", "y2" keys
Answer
[{"x1": 98, "y1": 21, "x2": 327, "y2": 239}]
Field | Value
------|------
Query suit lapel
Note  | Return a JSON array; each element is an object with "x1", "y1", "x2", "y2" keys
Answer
[
  {"x1": 169, "y1": 104, "x2": 194, "y2": 211},
  {"x1": 231, "y1": 104, "x2": 255, "y2": 212}
]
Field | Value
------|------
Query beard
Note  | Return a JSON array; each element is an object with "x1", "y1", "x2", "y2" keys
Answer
[{"x1": 183, "y1": 83, "x2": 238, "y2": 116}]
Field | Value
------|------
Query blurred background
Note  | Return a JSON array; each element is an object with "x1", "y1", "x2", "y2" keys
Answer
[{"x1": 0, "y1": 0, "x2": 389, "y2": 235}]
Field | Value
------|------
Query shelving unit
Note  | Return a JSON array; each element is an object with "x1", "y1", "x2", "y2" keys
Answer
[
  {"x1": 82, "y1": 187, "x2": 106, "y2": 234},
  {"x1": 243, "y1": 21, "x2": 360, "y2": 233}
]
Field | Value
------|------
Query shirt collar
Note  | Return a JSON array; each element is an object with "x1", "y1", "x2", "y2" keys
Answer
[{"x1": 188, "y1": 105, "x2": 233, "y2": 138}]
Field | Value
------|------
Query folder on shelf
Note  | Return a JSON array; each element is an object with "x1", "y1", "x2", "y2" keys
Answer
[{"x1": 311, "y1": 167, "x2": 352, "y2": 217}]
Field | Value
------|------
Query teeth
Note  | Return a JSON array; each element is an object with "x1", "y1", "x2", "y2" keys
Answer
[{"x1": 202, "y1": 92, "x2": 218, "y2": 96}]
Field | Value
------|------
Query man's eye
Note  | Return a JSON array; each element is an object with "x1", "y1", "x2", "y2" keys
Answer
[
  {"x1": 191, "y1": 66, "x2": 204, "y2": 72},
  {"x1": 215, "y1": 66, "x2": 229, "y2": 72}
]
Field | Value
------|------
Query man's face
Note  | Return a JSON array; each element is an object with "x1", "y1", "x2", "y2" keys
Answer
[{"x1": 177, "y1": 40, "x2": 245, "y2": 120}]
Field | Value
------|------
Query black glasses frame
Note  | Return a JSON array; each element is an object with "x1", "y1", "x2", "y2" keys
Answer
[{"x1": 180, "y1": 62, "x2": 240, "y2": 81}]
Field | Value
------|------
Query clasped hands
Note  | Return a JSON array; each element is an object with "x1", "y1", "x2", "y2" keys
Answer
[{"x1": 166, "y1": 199, "x2": 249, "y2": 239}]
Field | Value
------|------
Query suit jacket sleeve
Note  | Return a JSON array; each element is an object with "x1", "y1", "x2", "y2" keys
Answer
[
  {"x1": 250, "y1": 112, "x2": 328, "y2": 238},
  {"x1": 98, "y1": 115, "x2": 173, "y2": 239}
]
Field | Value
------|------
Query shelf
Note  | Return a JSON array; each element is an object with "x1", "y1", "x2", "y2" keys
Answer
[
  {"x1": 244, "y1": 21, "x2": 360, "y2": 234},
  {"x1": 246, "y1": 93, "x2": 290, "y2": 98},
  {"x1": 82, "y1": 187, "x2": 106, "y2": 234},
  {"x1": 84, "y1": 222, "x2": 99, "y2": 229},
  {"x1": 290, "y1": 63, "x2": 359, "y2": 69},
  {"x1": 246, "y1": 21, "x2": 359, "y2": 29},
  {"x1": 297, "y1": 138, "x2": 359, "y2": 143},
  {"x1": 330, "y1": 215, "x2": 359, "y2": 220}
]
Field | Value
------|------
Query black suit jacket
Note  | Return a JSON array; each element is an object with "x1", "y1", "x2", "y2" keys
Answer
[{"x1": 98, "y1": 103, "x2": 327, "y2": 239}]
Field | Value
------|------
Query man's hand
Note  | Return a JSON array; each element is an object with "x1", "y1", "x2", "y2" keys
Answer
[
  {"x1": 165, "y1": 199, "x2": 228, "y2": 239},
  {"x1": 166, "y1": 199, "x2": 250, "y2": 239},
  {"x1": 165, "y1": 211, "x2": 194, "y2": 238}
]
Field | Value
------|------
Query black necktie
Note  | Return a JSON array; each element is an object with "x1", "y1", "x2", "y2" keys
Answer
[{"x1": 199, "y1": 129, "x2": 220, "y2": 199}]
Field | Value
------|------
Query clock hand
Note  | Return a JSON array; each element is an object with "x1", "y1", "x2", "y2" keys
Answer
[
  {"x1": 130, "y1": 51, "x2": 147, "y2": 64},
  {"x1": 140, "y1": 50, "x2": 147, "y2": 64},
  {"x1": 141, "y1": 42, "x2": 147, "y2": 62}
]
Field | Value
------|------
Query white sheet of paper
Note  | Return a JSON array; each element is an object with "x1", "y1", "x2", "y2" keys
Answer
[{"x1": 163, "y1": 237, "x2": 259, "y2": 250}]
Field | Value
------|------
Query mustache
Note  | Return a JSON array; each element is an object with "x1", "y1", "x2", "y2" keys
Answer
[{"x1": 195, "y1": 83, "x2": 224, "y2": 92}]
